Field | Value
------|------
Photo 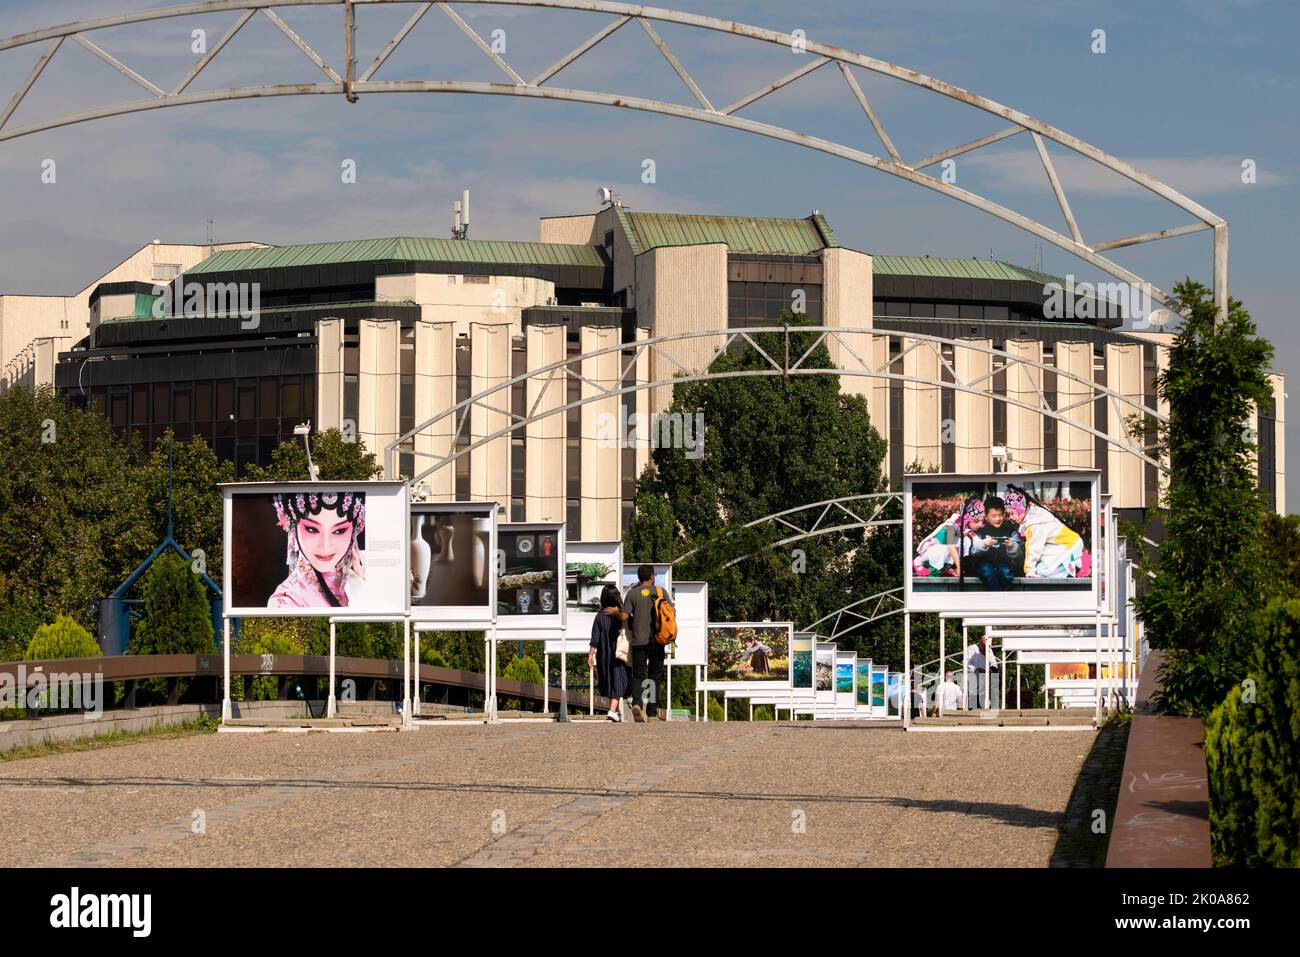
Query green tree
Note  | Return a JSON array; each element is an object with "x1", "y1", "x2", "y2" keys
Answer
[
  {"x1": 137, "y1": 433, "x2": 234, "y2": 583},
  {"x1": 1205, "y1": 598, "x2": 1300, "y2": 866},
  {"x1": 25, "y1": 614, "x2": 101, "y2": 660},
  {"x1": 0, "y1": 385, "x2": 150, "y2": 631},
  {"x1": 129, "y1": 552, "x2": 214, "y2": 655},
  {"x1": 1133, "y1": 280, "x2": 1276, "y2": 714},
  {"x1": 244, "y1": 429, "x2": 383, "y2": 482},
  {"x1": 625, "y1": 314, "x2": 889, "y2": 632}
]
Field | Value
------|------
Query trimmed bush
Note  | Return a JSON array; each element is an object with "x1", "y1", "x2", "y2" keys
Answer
[
  {"x1": 1204, "y1": 598, "x2": 1300, "y2": 866},
  {"x1": 25, "y1": 615, "x2": 100, "y2": 660},
  {"x1": 707, "y1": 695, "x2": 725, "y2": 722},
  {"x1": 502, "y1": 655, "x2": 544, "y2": 686},
  {"x1": 130, "y1": 553, "x2": 213, "y2": 655}
]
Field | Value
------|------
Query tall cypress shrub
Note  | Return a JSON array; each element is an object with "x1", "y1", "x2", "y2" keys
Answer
[
  {"x1": 130, "y1": 552, "x2": 214, "y2": 655},
  {"x1": 1134, "y1": 280, "x2": 1274, "y2": 714}
]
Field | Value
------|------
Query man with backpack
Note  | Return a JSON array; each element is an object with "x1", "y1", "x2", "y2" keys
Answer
[{"x1": 612, "y1": 564, "x2": 675, "y2": 722}]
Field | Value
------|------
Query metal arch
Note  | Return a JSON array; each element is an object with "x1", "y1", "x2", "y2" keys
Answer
[
  {"x1": 0, "y1": 0, "x2": 1227, "y2": 316},
  {"x1": 802, "y1": 588, "x2": 905, "y2": 641},
  {"x1": 673, "y1": 491, "x2": 903, "y2": 568},
  {"x1": 385, "y1": 325, "x2": 1169, "y2": 484}
]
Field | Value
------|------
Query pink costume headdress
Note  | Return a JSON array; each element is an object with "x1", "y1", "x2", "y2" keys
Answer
[{"x1": 269, "y1": 491, "x2": 366, "y2": 608}]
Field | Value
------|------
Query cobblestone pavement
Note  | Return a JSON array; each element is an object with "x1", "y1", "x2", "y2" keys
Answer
[{"x1": 0, "y1": 722, "x2": 1096, "y2": 867}]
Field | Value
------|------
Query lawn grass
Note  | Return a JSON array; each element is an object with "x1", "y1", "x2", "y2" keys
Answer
[{"x1": 0, "y1": 715, "x2": 220, "y2": 762}]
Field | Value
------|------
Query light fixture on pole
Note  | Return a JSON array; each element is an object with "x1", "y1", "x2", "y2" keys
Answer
[
  {"x1": 294, "y1": 422, "x2": 320, "y2": 481},
  {"x1": 991, "y1": 444, "x2": 1013, "y2": 473}
]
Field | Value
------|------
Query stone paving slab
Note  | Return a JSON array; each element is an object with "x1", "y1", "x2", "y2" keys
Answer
[{"x1": 0, "y1": 721, "x2": 1095, "y2": 868}]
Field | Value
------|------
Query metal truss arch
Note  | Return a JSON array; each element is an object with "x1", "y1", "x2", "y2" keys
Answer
[
  {"x1": 802, "y1": 588, "x2": 905, "y2": 641},
  {"x1": 672, "y1": 491, "x2": 903, "y2": 568},
  {"x1": 386, "y1": 325, "x2": 1168, "y2": 484},
  {"x1": 0, "y1": 0, "x2": 1227, "y2": 314}
]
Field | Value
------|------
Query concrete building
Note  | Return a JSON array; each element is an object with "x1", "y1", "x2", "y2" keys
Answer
[
  {"x1": 1, "y1": 239, "x2": 266, "y2": 394},
  {"x1": 38, "y1": 206, "x2": 1286, "y2": 539}
]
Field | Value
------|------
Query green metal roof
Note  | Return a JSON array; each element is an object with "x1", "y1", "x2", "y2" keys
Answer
[
  {"x1": 872, "y1": 256, "x2": 1062, "y2": 284},
  {"x1": 187, "y1": 237, "x2": 608, "y2": 273},
  {"x1": 616, "y1": 210, "x2": 838, "y2": 256}
]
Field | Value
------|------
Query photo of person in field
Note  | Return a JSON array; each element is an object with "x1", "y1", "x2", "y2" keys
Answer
[{"x1": 707, "y1": 625, "x2": 790, "y2": 683}]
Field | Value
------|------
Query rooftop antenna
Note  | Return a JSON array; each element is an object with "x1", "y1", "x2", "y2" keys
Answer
[
  {"x1": 597, "y1": 185, "x2": 622, "y2": 208},
  {"x1": 452, "y1": 189, "x2": 470, "y2": 240}
]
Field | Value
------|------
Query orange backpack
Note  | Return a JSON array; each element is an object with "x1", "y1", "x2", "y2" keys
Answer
[{"x1": 652, "y1": 586, "x2": 678, "y2": 646}]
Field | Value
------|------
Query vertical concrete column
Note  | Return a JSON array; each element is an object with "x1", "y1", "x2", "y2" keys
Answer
[
  {"x1": 525, "y1": 324, "x2": 566, "y2": 522},
  {"x1": 470, "y1": 321, "x2": 511, "y2": 506},
  {"x1": 954, "y1": 338, "x2": 992, "y2": 473},
  {"x1": 414, "y1": 319, "x2": 456, "y2": 499},
  {"x1": 1106, "y1": 342, "x2": 1144, "y2": 509},
  {"x1": 636, "y1": 244, "x2": 728, "y2": 416},
  {"x1": 315, "y1": 317, "x2": 345, "y2": 433},
  {"x1": 868, "y1": 334, "x2": 891, "y2": 475},
  {"x1": 822, "y1": 247, "x2": 873, "y2": 402},
  {"x1": 634, "y1": 325, "x2": 652, "y2": 479},
  {"x1": 1154, "y1": 339, "x2": 1171, "y2": 507},
  {"x1": 581, "y1": 325, "x2": 622, "y2": 541},
  {"x1": 359, "y1": 319, "x2": 400, "y2": 464},
  {"x1": 1004, "y1": 338, "x2": 1044, "y2": 471},
  {"x1": 1272, "y1": 373, "x2": 1287, "y2": 514},
  {"x1": 902, "y1": 337, "x2": 941, "y2": 470},
  {"x1": 1055, "y1": 340, "x2": 1094, "y2": 469}
]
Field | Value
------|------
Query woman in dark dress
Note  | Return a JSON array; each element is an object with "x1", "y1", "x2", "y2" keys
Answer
[{"x1": 588, "y1": 584, "x2": 629, "y2": 722}]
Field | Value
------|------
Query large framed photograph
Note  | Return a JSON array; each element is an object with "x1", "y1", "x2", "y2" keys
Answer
[
  {"x1": 835, "y1": 651, "x2": 856, "y2": 709},
  {"x1": 705, "y1": 622, "x2": 792, "y2": 688},
  {"x1": 548, "y1": 540, "x2": 622, "y2": 653},
  {"x1": 855, "y1": 658, "x2": 873, "y2": 710},
  {"x1": 621, "y1": 562, "x2": 672, "y2": 592},
  {"x1": 815, "y1": 641, "x2": 836, "y2": 704},
  {"x1": 409, "y1": 502, "x2": 497, "y2": 624},
  {"x1": 223, "y1": 481, "x2": 409, "y2": 617},
  {"x1": 496, "y1": 522, "x2": 565, "y2": 631},
  {"x1": 791, "y1": 633, "x2": 815, "y2": 691},
  {"x1": 904, "y1": 470, "x2": 1099, "y2": 613},
  {"x1": 667, "y1": 581, "x2": 709, "y2": 666}
]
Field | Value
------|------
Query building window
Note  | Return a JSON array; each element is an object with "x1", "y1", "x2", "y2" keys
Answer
[{"x1": 152, "y1": 263, "x2": 181, "y2": 282}]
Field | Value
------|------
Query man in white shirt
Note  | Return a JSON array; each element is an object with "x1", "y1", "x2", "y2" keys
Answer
[
  {"x1": 939, "y1": 672, "x2": 965, "y2": 712},
  {"x1": 964, "y1": 637, "x2": 998, "y2": 709}
]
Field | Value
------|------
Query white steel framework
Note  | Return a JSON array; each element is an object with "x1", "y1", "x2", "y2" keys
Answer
[
  {"x1": 384, "y1": 324, "x2": 1168, "y2": 483},
  {"x1": 0, "y1": 0, "x2": 1228, "y2": 316}
]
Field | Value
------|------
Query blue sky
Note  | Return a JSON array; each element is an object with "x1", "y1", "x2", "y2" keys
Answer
[{"x1": 1, "y1": 0, "x2": 1295, "y2": 502}]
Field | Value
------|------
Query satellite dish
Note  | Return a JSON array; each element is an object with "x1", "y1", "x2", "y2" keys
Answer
[
  {"x1": 597, "y1": 186, "x2": 612, "y2": 205},
  {"x1": 1147, "y1": 309, "x2": 1170, "y2": 329}
]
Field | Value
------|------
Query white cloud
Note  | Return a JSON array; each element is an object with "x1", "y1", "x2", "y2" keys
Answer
[{"x1": 960, "y1": 146, "x2": 1286, "y2": 197}]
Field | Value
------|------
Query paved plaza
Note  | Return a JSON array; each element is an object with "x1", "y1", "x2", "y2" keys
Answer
[{"x1": 0, "y1": 722, "x2": 1097, "y2": 867}]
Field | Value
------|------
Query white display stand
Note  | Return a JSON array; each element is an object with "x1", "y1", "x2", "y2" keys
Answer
[
  {"x1": 219, "y1": 480, "x2": 410, "y2": 725},
  {"x1": 834, "y1": 650, "x2": 856, "y2": 718}
]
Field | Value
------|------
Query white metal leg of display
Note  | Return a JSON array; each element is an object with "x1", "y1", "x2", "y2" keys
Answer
[
  {"x1": 983, "y1": 652, "x2": 990, "y2": 712},
  {"x1": 937, "y1": 617, "x2": 945, "y2": 718},
  {"x1": 402, "y1": 619, "x2": 411, "y2": 728},
  {"x1": 666, "y1": 665, "x2": 672, "y2": 721},
  {"x1": 559, "y1": 646, "x2": 568, "y2": 720},
  {"x1": 903, "y1": 613, "x2": 911, "y2": 730},
  {"x1": 961, "y1": 626, "x2": 968, "y2": 708},
  {"x1": 327, "y1": 620, "x2": 337, "y2": 719},
  {"x1": 1000, "y1": 648, "x2": 1006, "y2": 709},
  {"x1": 543, "y1": 653, "x2": 549, "y2": 713},
  {"x1": 221, "y1": 618, "x2": 231, "y2": 723},
  {"x1": 1094, "y1": 612, "x2": 1102, "y2": 724}
]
